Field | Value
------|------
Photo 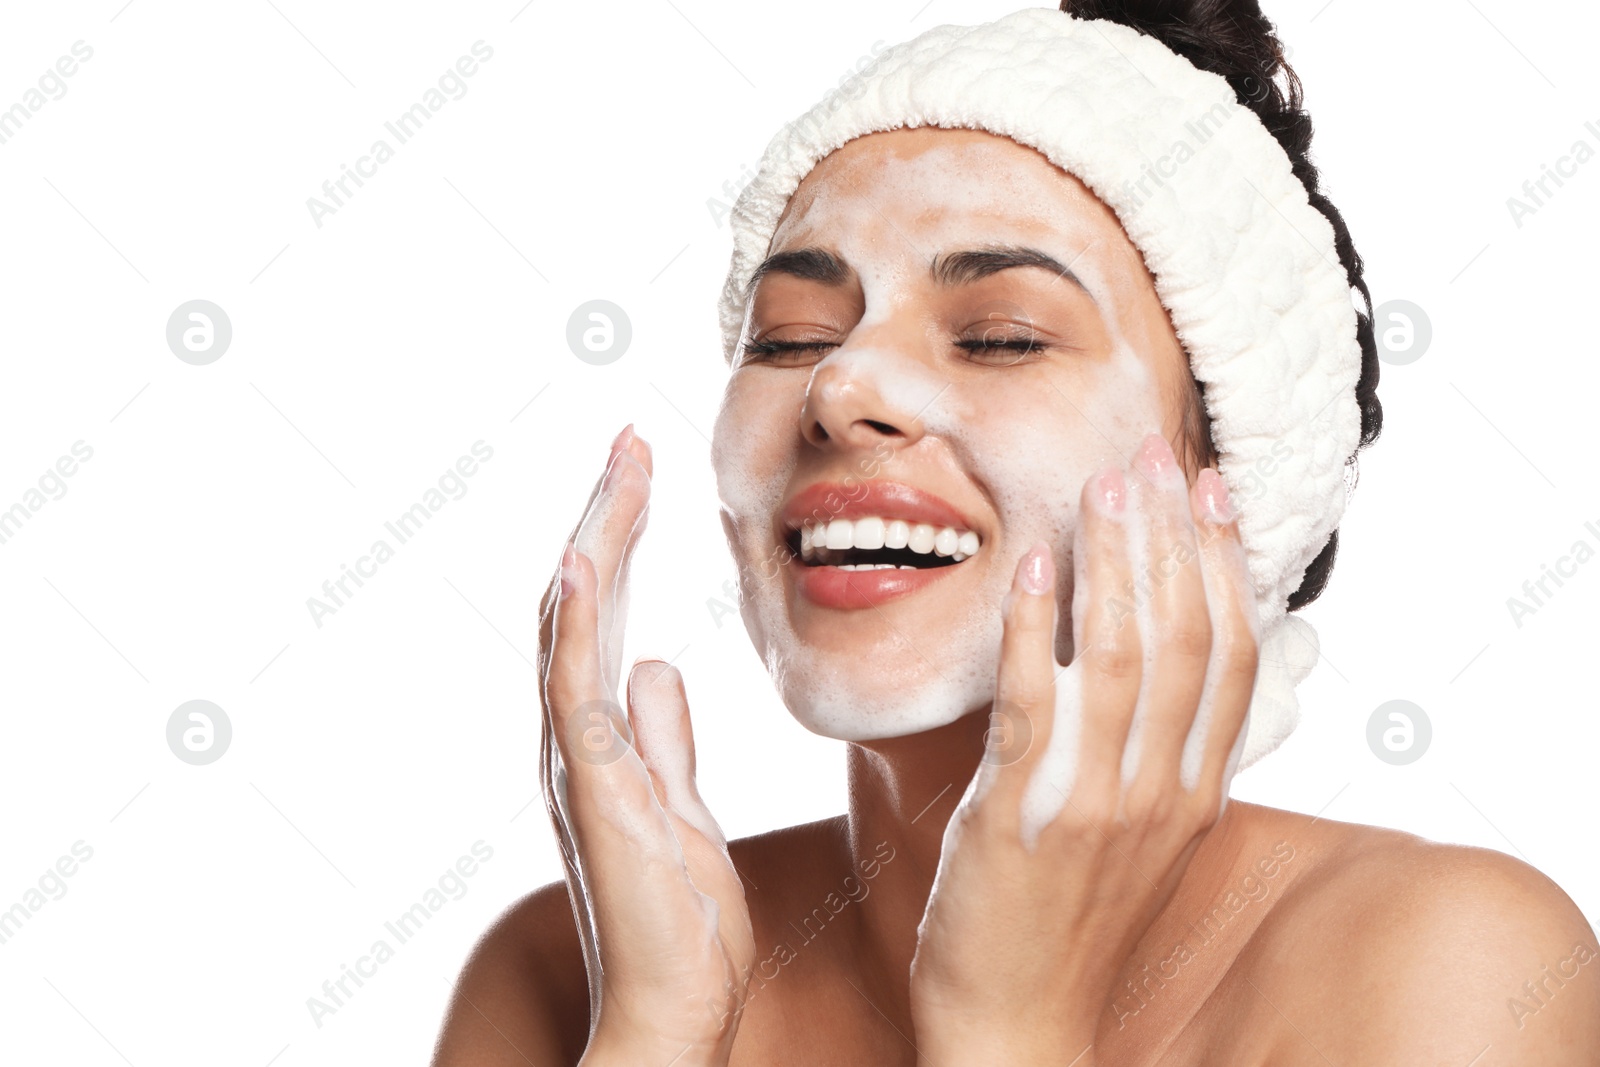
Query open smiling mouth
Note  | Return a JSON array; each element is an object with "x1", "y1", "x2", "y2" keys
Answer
[
  {"x1": 775, "y1": 482, "x2": 985, "y2": 610},
  {"x1": 788, "y1": 517, "x2": 983, "y2": 569}
]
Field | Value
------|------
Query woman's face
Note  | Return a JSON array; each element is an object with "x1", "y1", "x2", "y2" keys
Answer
[{"x1": 711, "y1": 126, "x2": 1196, "y2": 742}]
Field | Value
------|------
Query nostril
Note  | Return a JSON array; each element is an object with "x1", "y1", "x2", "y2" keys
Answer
[{"x1": 863, "y1": 419, "x2": 897, "y2": 435}]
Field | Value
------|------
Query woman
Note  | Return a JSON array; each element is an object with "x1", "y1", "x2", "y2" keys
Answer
[{"x1": 433, "y1": 3, "x2": 1599, "y2": 1064}]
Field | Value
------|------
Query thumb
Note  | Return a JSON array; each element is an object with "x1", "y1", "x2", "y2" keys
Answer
[{"x1": 626, "y1": 658, "x2": 726, "y2": 851}]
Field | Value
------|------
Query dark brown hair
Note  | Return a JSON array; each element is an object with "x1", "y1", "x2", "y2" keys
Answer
[{"x1": 1061, "y1": 0, "x2": 1384, "y2": 611}]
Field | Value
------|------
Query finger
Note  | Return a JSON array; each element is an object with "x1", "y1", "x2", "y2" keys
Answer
[
  {"x1": 539, "y1": 557, "x2": 607, "y2": 999},
  {"x1": 534, "y1": 431, "x2": 650, "y2": 998},
  {"x1": 543, "y1": 547, "x2": 683, "y2": 859},
  {"x1": 574, "y1": 439, "x2": 652, "y2": 698},
  {"x1": 539, "y1": 705, "x2": 604, "y2": 1001},
  {"x1": 571, "y1": 426, "x2": 654, "y2": 550},
  {"x1": 535, "y1": 427, "x2": 646, "y2": 649},
  {"x1": 626, "y1": 657, "x2": 726, "y2": 851},
  {"x1": 975, "y1": 541, "x2": 1059, "y2": 840},
  {"x1": 543, "y1": 549, "x2": 737, "y2": 968},
  {"x1": 1067, "y1": 461, "x2": 1141, "y2": 813},
  {"x1": 1182, "y1": 468, "x2": 1260, "y2": 798},
  {"x1": 1125, "y1": 433, "x2": 1211, "y2": 803},
  {"x1": 627, "y1": 659, "x2": 752, "y2": 963}
]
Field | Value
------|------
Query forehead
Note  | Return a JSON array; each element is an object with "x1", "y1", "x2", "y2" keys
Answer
[{"x1": 770, "y1": 126, "x2": 1129, "y2": 251}]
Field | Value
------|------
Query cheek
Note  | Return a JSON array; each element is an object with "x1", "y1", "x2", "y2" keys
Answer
[
  {"x1": 712, "y1": 374, "x2": 799, "y2": 536},
  {"x1": 946, "y1": 367, "x2": 1168, "y2": 600}
]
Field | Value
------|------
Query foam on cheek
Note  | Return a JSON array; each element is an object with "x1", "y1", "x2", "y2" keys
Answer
[{"x1": 711, "y1": 375, "x2": 794, "y2": 531}]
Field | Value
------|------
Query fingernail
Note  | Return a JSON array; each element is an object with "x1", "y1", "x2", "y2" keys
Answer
[
  {"x1": 559, "y1": 540, "x2": 579, "y2": 599},
  {"x1": 1095, "y1": 464, "x2": 1127, "y2": 513},
  {"x1": 609, "y1": 423, "x2": 635, "y2": 459},
  {"x1": 1133, "y1": 432, "x2": 1176, "y2": 480},
  {"x1": 1197, "y1": 468, "x2": 1234, "y2": 524},
  {"x1": 1019, "y1": 540, "x2": 1054, "y2": 595}
]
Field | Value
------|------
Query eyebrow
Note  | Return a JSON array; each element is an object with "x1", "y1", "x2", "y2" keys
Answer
[{"x1": 743, "y1": 244, "x2": 1095, "y2": 303}]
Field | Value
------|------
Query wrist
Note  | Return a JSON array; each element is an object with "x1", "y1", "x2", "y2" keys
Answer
[
  {"x1": 912, "y1": 1012, "x2": 1098, "y2": 1067},
  {"x1": 910, "y1": 983, "x2": 1102, "y2": 1065},
  {"x1": 581, "y1": 1023, "x2": 732, "y2": 1067},
  {"x1": 916, "y1": 1039, "x2": 1096, "y2": 1067}
]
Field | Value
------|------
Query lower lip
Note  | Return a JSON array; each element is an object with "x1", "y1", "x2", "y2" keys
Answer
[{"x1": 791, "y1": 560, "x2": 965, "y2": 610}]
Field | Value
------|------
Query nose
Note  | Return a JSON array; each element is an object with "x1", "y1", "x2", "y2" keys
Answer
[{"x1": 799, "y1": 341, "x2": 929, "y2": 453}]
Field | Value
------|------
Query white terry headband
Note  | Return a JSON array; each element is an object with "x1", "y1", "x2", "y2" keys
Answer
[{"x1": 716, "y1": 6, "x2": 1363, "y2": 771}]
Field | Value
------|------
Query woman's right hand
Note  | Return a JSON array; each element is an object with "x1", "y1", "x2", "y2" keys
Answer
[{"x1": 537, "y1": 426, "x2": 756, "y2": 1067}]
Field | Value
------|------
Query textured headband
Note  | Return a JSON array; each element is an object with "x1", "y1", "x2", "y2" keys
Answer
[{"x1": 716, "y1": 6, "x2": 1363, "y2": 771}]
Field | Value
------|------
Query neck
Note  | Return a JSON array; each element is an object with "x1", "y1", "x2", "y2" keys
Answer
[
  {"x1": 837, "y1": 706, "x2": 991, "y2": 1032},
  {"x1": 831, "y1": 706, "x2": 1266, "y2": 1044}
]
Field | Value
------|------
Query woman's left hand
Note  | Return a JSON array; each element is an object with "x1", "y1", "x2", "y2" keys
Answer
[{"x1": 907, "y1": 431, "x2": 1262, "y2": 1064}]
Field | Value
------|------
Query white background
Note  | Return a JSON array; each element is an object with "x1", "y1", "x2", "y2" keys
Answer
[{"x1": 1, "y1": 0, "x2": 1595, "y2": 1063}]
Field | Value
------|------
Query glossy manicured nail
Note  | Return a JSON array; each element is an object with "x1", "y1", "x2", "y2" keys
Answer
[
  {"x1": 609, "y1": 423, "x2": 635, "y2": 459},
  {"x1": 1019, "y1": 541, "x2": 1054, "y2": 595},
  {"x1": 1133, "y1": 432, "x2": 1177, "y2": 480},
  {"x1": 1094, "y1": 464, "x2": 1127, "y2": 513},
  {"x1": 1196, "y1": 468, "x2": 1234, "y2": 524}
]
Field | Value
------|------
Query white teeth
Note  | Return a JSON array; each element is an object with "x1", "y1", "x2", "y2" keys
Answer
[
  {"x1": 795, "y1": 516, "x2": 980, "y2": 565},
  {"x1": 852, "y1": 516, "x2": 885, "y2": 551}
]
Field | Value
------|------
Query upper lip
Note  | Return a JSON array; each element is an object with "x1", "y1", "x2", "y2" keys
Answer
[{"x1": 778, "y1": 479, "x2": 979, "y2": 534}]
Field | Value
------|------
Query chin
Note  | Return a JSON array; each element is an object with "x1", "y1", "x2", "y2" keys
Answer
[{"x1": 755, "y1": 611, "x2": 1006, "y2": 742}]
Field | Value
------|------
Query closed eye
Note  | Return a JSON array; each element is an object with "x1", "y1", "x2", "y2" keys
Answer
[
  {"x1": 739, "y1": 338, "x2": 836, "y2": 365},
  {"x1": 954, "y1": 337, "x2": 1049, "y2": 361},
  {"x1": 739, "y1": 336, "x2": 1051, "y2": 366}
]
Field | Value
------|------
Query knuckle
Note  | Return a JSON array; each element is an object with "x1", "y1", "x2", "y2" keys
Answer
[
  {"x1": 1166, "y1": 616, "x2": 1213, "y2": 661},
  {"x1": 1189, "y1": 784, "x2": 1225, "y2": 828},
  {"x1": 1215, "y1": 628, "x2": 1261, "y2": 684},
  {"x1": 1086, "y1": 639, "x2": 1141, "y2": 681},
  {"x1": 1063, "y1": 790, "x2": 1117, "y2": 836},
  {"x1": 1126, "y1": 780, "x2": 1178, "y2": 827},
  {"x1": 1007, "y1": 596, "x2": 1056, "y2": 636}
]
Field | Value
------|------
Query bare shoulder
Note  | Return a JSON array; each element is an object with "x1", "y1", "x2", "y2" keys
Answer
[
  {"x1": 1241, "y1": 809, "x2": 1600, "y2": 1065},
  {"x1": 429, "y1": 878, "x2": 588, "y2": 1067},
  {"x1": 430, "y1": 816, "x2": 848, "y2": 1066},
  {"x1": 727, "y1": 814, "x2": 851, "y2": 894}
]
